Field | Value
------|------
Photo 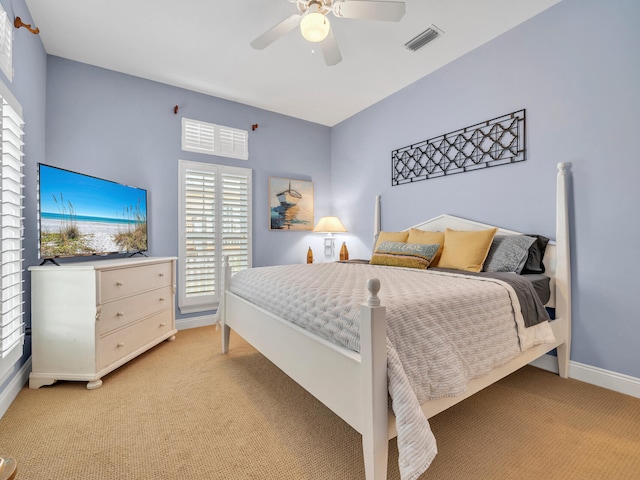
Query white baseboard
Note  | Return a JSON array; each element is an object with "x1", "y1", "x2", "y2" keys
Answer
[
  {"x1": 176, "y1": 313, "x2": 218, "y2": 331},
  {"x1": 0, "y1": 357, "x2": 31, "y2": 419},
  {"x1": 530, "y1": 354, "x2": 640, "y2": 399}
]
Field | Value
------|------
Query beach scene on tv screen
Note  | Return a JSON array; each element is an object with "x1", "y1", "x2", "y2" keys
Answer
[{"x1": 39, "y1": 165, "x2": 147, "y2": 258}]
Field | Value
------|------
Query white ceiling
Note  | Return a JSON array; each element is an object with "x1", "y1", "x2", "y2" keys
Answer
[{"x1": 25, "y1": 0, "x2": 561, "y2": 127}]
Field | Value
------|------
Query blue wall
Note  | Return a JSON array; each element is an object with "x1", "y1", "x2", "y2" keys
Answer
[
  {"x1": 44, "y1": 56, "x2": 333, "y2": 319},
  {"x1": 332, "y1": 0, "x2": 640, "y2": 378}
]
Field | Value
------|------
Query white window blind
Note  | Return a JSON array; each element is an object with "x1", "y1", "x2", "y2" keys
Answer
[
  {"x1": 0, "y1": 5, "x2": 12, "y2": 81},
  {"x1": 178, "y1": 160, "x2": 251, "y2": 314},
  {"x1": 218, "y1": 127, "x2": 248, "y2": 160},
  {"x1": 182, "y1": 118, "x2": 215, "y2": 155},
  {"x1": 182, "y1": 118, "x2": 248, "y2": 160},
  {"x1": 0, "y1": 88, "x2": 24, "y2": 382}
]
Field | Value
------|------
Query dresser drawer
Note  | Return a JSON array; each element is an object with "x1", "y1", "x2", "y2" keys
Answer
[
  {"x1": 97, "y1": 309, "x2": 174, "y2": 371},
  {"x1": 97, "y1": 286, "x2": 173, "y2": 335},
  {"x1": 99, "y1": 261, "x2": 173, "y2": 303}
]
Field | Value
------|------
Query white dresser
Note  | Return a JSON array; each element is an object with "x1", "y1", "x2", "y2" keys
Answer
[{"x1": 29, "y1": 257, "x2": 177, "y2": 389}]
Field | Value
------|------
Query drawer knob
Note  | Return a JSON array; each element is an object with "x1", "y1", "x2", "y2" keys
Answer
[
  {"x1": 117, "y1": 342, "x2": 125, "y2": 348},
  {"x1": 116, "y1": 312, "x2": 124, "y2": 317},
  {"x1": 159, "y1": 273, "x2": 165, "y2": 277},
  {"x1": 159, "y1": 297, "x2": 165, "y2": 302},
  {"x1": 116, "y1": 281, "x2": 124, "y2": 287},
  {"x1": 159, "y1": 323, "x2": 166, "y2": 328}
]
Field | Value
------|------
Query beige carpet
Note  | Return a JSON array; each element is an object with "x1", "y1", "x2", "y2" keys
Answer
[{"x1": 1, "y1": 326, "x2": 638, "y2": 479}]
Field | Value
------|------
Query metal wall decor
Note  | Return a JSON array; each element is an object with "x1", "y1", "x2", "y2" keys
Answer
[{"x1": 391, "y1": 109, "x2": 526, "y2": 186}]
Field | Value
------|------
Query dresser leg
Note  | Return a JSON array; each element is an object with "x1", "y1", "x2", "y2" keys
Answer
[
  {"x1": 86, "y1": 379, "x2": 103, "y2": 390},
  {"x1": 29, "y1": 376, "x2": 57, "y2": 389}
]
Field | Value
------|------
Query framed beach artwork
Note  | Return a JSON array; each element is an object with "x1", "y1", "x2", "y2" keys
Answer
[{"x1": 269, "y1": 177, "x2": 314, "y2": 230}]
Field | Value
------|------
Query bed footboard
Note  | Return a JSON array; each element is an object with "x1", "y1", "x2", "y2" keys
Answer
[{"x1": 221, "y1": 264, "x2": 391, "y2": 480}]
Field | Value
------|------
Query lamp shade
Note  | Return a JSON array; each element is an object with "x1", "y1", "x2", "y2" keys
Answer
[
  {"x1": 313, "y1": 216, "x2": 347, "y2": 233},
  {"x1": 300, "y1": 5, "x2": 330, "y2": 43}
]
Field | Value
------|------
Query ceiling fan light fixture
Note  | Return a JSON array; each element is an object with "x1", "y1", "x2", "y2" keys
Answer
[{"x1": 300, "y1": 5, "x2": 330, "y2": 43}]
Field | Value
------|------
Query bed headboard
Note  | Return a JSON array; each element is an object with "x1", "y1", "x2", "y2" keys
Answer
[
  {"x1": 373, "y1": 163, "x2": 571, "y2": 312},
  {"x1": 407, "y1": 214, "x2": 558, "y2": 307}
]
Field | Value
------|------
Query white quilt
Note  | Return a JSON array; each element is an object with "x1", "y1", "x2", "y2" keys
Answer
[{"x1": 229, "y1": 263, "x2": 555, "y2": 480}]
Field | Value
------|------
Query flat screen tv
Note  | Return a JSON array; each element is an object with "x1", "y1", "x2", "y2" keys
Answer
[{"x1": 38, "y1": 164, "x2": 148, "y2": 261}]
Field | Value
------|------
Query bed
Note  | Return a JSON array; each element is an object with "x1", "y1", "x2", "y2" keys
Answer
[{"x1": 219, "y1": 162, "x2": 572, "y2": 480}]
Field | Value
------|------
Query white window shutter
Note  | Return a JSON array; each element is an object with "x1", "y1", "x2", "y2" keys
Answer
[
  {"x1": 218, "y1": 126, "x2": 249, "y2": 160},
  {"x1": 221, "y1": 170, "x2": 251, "y2": 274},
  {"x1": 181, "y1": 118, "x2": 248, "y2": 160},
  {"x1": 178, "y1": 161, "x2": 252, "y2": 314},
  {"x1": 0, "y1": 6, "x2": 12, "y2": 81},
  {"x1": 0, "y1": 93, "x2": 25, "y2": 382},
  {"x1": 182, "y1": 118, "x2": 215, "y2": 155},
  {"x1": 183, "y1": 168, "x2": 217, "y2": 301}
]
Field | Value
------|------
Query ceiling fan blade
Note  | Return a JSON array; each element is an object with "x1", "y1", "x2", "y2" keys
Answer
[
  {"x1": 320, "y1": 29, "x2": 342, "y2": 66},
  {"x1": 333, "y1": 1, "x2": 406, "y2": 22},
  {"x1": 250, "y1": 14, "x2": 302, "y2": 50}
]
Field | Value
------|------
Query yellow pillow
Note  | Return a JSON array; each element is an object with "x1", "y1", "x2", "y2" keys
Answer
[
  {"x1": 437, "y1": 227, "x2": 498, "y2": 272},
  {"x1": 373, "y1": 231, "x2": 409, "y2": 251},
  {"x1": 407, "y1": 228, "x2": 444, "y2": 267}
]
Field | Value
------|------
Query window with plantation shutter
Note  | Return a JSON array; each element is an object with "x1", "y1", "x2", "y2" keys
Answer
[
  {"x1": 182, "y1": 118, "x2": 248, "y2": 160},
  {"x1": 218, "y1": 126, "x2": 248, "y2": 160},
  {"x1": 0, "y1": 83, "x2": 24, "y2": 383},
  {"x1": 178, "y1": 160, "x2": 251, "y2": 314},
  {"x1": 0, "y1": 5, "x2": 12, "y2": 81}
]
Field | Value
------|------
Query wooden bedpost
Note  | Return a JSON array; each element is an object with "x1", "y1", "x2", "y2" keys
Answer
[
  {"x1": 221, "y1": 255, "x2": 232, "y2": 354},
  {"x1": 360, "y1": 278, "x2": 388, "y2": 480},
  {"x1": 555, "y1": 162, "x2": 572, "y2": 378}
]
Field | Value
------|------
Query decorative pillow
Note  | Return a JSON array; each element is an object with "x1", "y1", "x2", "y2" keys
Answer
[
  {"x1": 370, "y1": 241, "x2": 440, "y2": 270},
  {"x1": 406, "y1": 228, "x2": 445, "y2": 267},
  {"x1": 483, "y1": 235, "x2": 536, "y2": 273},
  {"x1": 521, "y1": 234, "x2": 550, "y2": 274},
  {"x1": 437, "y1": 227, "x2": 498, "y2": 272},
  {"x1": 372, "y1": 230, "x2": 409, "y2": 252}
]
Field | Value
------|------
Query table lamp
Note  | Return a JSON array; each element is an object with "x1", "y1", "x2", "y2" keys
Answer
[{"x1": 313, "y1": 216, "x2": 347, "y2": 257}]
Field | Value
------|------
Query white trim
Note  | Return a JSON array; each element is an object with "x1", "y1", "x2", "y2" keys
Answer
[
  {"x1": 176, "y1": 313, "x2": 218, "y2": 331},
  {"x1": 178, "y1": 302, "x2": 219, "y2": 316},
  {"x1": 0, "y1": 357, "x2": 30, "y2": 419},
  {"x1": 530, "y1": 354, "x2": 640, "y2": 399}
]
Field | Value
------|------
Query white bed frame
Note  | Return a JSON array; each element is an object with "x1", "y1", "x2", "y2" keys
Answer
[{"x1": 221, "y1": 162, "x2": 572, "y2": 479}]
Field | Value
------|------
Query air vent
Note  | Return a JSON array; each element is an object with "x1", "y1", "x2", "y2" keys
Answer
[{"x1": 404, "y1": 25, "x2": 443, "y2": 52}]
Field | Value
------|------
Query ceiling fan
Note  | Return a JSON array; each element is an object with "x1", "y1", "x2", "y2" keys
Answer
[{"x1": 250, "y1": 0, "x2": 406, "y2": 66}]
